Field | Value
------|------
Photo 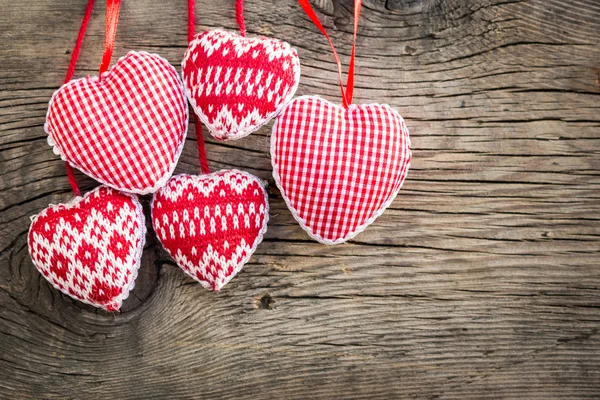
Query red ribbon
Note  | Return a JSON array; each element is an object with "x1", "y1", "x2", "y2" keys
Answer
[
  {"x1": 99, "y1": 0, "x2": 122, "y2": 74},
  {"x1": 187, "y1": 0, "x2": 195, "y2": 42},
  {"x1": 236, "y1": 0, "x2": 246, "y2": 37},
  {"x1": 62, "y1": 0, "x2": 121, "y2": 195},
  {"x1": 64, "y1": 0, "x2": 96, "y2": 84},
  {"x1": 298, "y1": 0, "x2": 362, "y2": 108},
  {"x1": 345, "y1": 0, "x2": 362, "y2": 106},
  {"x1": 188, "y1": 0, "x2": 211, "y2": 174},
  {"x1": 61, "y1": 0, "x2": 97, "y2": 196}
]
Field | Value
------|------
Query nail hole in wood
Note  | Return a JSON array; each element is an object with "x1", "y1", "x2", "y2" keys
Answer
[{"x1": 255, "y1": 293, "x2": 275, "y2": 310}]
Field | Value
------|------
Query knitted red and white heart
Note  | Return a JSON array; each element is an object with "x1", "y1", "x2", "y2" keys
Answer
[
  {"x1": 45, "y1": 51, "x2": 188, "y2": 195},
  {"x1": 151, "y1": 170, "x2": 268, "y2": 291},
  {"x1": 182, "y1": 30, "x2": 300, "y2": 141},
  {"x1": 28, "y1": 186, "x2": 146, "y2": 311},
  {"x1": 271, "y1": 96, "x2": 412, "y2": 244}
]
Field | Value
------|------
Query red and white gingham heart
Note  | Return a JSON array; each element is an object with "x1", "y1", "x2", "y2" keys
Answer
[
  {"x1": 182, "y1": 30, "x2": 300, "y2": 141},
  {"x1": 45, "y1": 51, "x2": 188, "y2": 195},
  {"x1": 271, "y1": 96, "x2": 412, "y2": 244},
  {"x1": 151, "y1": 170, "x2": 268, "y2": 291},
  {"x1": 28, "y1": 186, "x2": 146, "y2": 311}
]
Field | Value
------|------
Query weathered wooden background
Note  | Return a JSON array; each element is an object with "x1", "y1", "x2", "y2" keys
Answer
[{"x1": 1, "y1": 0, "x2": 599, "y2": 398}]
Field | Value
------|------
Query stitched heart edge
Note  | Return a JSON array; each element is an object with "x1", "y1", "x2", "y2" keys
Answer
[
  {"x1": 182, "y1": 30, "x2": 301, "y2": 141},
  {"x1": 150, "y1": 169, "x2": 270, "y2": 291},
  {"x1": 45, "y1": 51, "x2": 189, "y2": 195},
  {"x1": 28, "y1": 186, "x2": 147, "y2": 311},
  {"x1": 271, "y1": 95, "x2": 412, "y2": 245}
]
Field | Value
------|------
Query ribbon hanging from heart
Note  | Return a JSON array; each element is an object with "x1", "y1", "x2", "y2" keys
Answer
[
  {"x1": 28, "y1": 0, "x2": 146, "y2": 311},
  {"x1": 181, "y1": 0, "x2": 301, "y2": 141},
  {"x1": 45, "y1": 0, "x2": 188, "y2": 195},
  {"x1": 271, "y1": 0, "x2": 412, "y2": 245},
  {"x1": 151, "y1": 0, "x2": 269, "y2": 292}
]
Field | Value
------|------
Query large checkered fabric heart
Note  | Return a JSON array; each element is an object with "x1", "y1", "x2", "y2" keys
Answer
[
  {"x1": 271, "y1": 96, "x2": 412, "y2": 244},
  {"x1": 28, "y1": 186, "x2": 146, "y2": 311},
  {"x1": 45, "y1": 51, "x2": 188, "y2": 195},
  {"x1": 182, "y1": 30, "x2": 300, "y2": 141},
  {"x1": 152, "y1": 170, "x2": 269, "y2": 291}
]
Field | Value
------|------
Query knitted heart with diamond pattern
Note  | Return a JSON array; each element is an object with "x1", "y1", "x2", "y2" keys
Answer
[
  {"x1": 28, "y1": 186, "x2": 146, "y2": 311},
  {"x1": 151, "y1": 170, "x2": 268, "y2": 291},
  {"x1": 271, "y1": 96, "x2": 412, "y2": 244},
  {"x1": 45, "y1": 51, "x2": 188, "y2": 195},
  {"x1": 182, "y1": 30, "x2": 300, "y2": 141}
]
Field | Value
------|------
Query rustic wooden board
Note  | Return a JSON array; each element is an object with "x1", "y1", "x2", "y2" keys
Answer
[{"x1": 1, "y1": 0, "x2": 599, "y2": 398}]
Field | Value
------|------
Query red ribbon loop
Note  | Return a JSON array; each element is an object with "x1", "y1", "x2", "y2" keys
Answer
[
  {"x1": 188, "y1": 0, "x2": 211, "y2": 174},
  {"x1": 62, "y1": 0, "x2": 97, "y2": 196},
  {"x1": 345, "y1": 0, "x2": 362, "y2": 106},
  {"x1": 64, "y1": 0, "x2": 96, "y2": 84},
  {"x1": 187, "y1": 0, "x2": 195, "y2": 42},
  {"x1": 298, "y1": 0, "x2": 362, "y2": 108},
  {"x1": 99, "y1": 0, "x2": 122, "y2": 74},
  {"x1": 236, "y1": 0, "x2": 246, "y2": 37}
]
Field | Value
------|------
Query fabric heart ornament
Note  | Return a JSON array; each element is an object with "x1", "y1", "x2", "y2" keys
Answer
[
  {"x1": 45, "y1": 51, "x2": 189, "y2": 195},
  {"x1": 272, "y1": 96, "x2": 411, "y2": 244},
  {"x1": 181, "y1": 29, "x2": 301, "y2": 141},
  {"x1": 28, "y1": 186, "x2": 146, "y2": 311},
  {"x1": 151, "y1": 170, "x2": 269, "y2": 291},
  {"x1": 271, "y1": 0, "x2": 412, "y2": 244}
]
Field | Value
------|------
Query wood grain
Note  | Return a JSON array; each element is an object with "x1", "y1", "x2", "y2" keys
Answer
[{"x1": 1, "y1": 0, "x2": 600, "y2": 398}]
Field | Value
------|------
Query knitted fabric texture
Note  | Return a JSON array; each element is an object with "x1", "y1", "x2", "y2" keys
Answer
[
  {"x1": 28, "y1": 186, "x2": 146, "y2": 311},
  {"x1": 182, "y1": 30, "x2": 300, "y2": 141},
  {"x1": 151, "y1": 170, "x2": 268, "y2": 291},
  {"x1": 271, "y1": 96, "x2": 412, "y2": 244},
  {"x1": 45, "y1": 51, "x2": 189, "y2": 195}
]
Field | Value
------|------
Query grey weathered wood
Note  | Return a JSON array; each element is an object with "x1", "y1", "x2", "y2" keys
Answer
[{"x1": 1, "y1": 0, "x2": 600, "y2": 398}]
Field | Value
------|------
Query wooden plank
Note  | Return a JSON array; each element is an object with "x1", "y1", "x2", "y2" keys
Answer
[{"x1": 1, "y1": 0, "x2": 599, "y2": 398}]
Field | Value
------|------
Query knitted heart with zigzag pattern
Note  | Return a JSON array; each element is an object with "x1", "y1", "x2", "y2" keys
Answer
[
  {"x1": 151, "y1": 170, "x2": 268, "y2": 291},
  {"x1": 28, "y1": 186, "x2": 146, "y2": 311},
  {"x1": 182, "y1": 30, "x2": 300, "y2": 141}
]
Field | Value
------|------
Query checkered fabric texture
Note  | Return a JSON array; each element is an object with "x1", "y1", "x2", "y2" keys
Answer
[
  {"x1": 182, "y1": 30, "x2": 300, "y2": 141},
  {"x1": 45, "y1": 51, "x2": 189, "y2": 195},
  {"x1": 152, "y1": 170, "x2": 269, "y2": 291},
  {"x1": 28, "y1": 186, "x2": 146, "y2": 311},
  {"x1": 271, "y1": 96, "x2": 412, "y2": 244}
]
